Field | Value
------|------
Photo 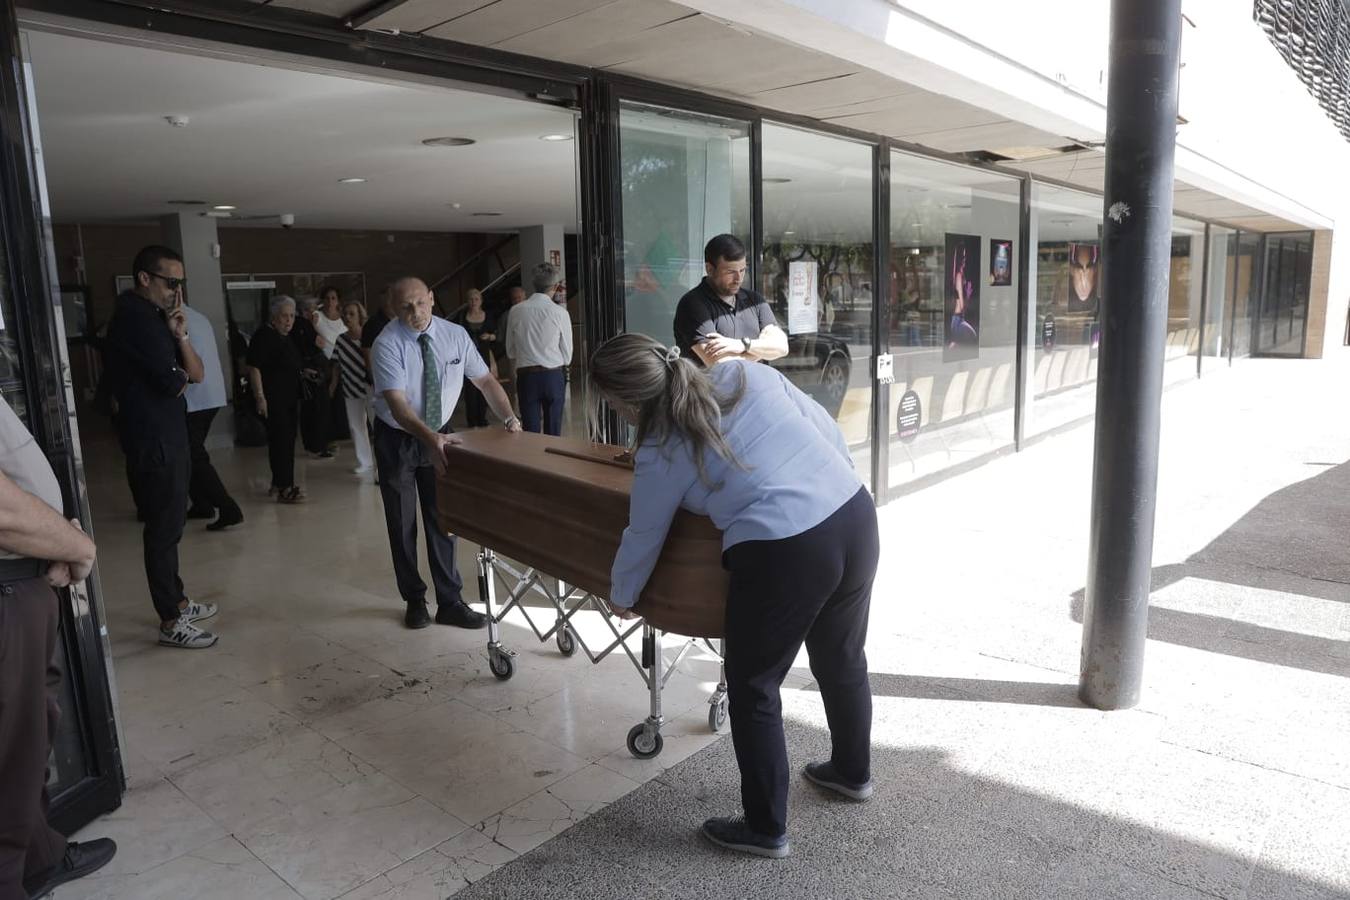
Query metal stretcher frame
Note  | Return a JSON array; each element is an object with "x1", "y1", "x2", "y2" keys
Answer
[{"x1": 474, "y1": 547, "x2": 729, "y2": 759}]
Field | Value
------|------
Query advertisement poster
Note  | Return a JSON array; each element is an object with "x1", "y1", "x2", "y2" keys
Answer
[
  {"x1": 1063, "y1": 242, "x2": 1100, "y2": 314},
  {"x1": 944, "y1": 232, "x2": 981, "y2": 362},
  {"x1": 990, "y1": 239, "x2": 1012, "y2": 286},
  {"x1": 787, "y1": 260, "x2": 819, "y2": 335},
  {"x1": 896, "y1": 389, "x2": 922, "y2": 443}
]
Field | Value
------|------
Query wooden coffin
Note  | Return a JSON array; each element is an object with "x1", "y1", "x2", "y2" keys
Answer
[{"x1": 436, "y1": 429, "x2": 727, "y2": 638}]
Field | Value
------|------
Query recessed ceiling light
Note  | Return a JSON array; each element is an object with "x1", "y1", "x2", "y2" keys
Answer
[
  {"x1": 763, "y1": 177, "x2": 792, "y2": 184},
  {"x1": 167, "y1": 199, "x2": 207, "y2": 206},
  {"x1": 212, "y1": 205, "x2": 236, "y2": 211},
  {"x1": 911, "y1": 223, "x2": 923, "y2": 228},
  {"x1": 539, "y1": 133, "x2": 573, "y2": 142},
  {"x1": 338, "y1": 177, "x2": 367, "y2": 184},
  {"x1": 783, "y1": 231, "x2": 795, "y2": 235},
  {"x1": 448, "y1": 202, "x2": 462, "y2": 209},
  {"x1": 471, "y1": 212, "x2": 503, "y2": 217},
  {"x1": 421, "y1": 136, "x2": 476, "y2": 147}
]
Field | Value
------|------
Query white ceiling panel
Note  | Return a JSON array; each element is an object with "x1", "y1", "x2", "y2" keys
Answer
[
  {"x1": 423, "y1": 0, "x2": 615, "y2": 46},
  {"x1": 911, "y1": 121, "x2": 1062, "y2": 153},
  {"x1": 492, "y1": 0, "x2": 689, "y2": 57},
  {"x1": 568, "y1": 13, "x2": 726, "y2": 68},
  {"x1": 824, "y1": 93, "x2": 1002, "y2": 138},
  {"x1": 24, "y1": 29, "x2": 578, "y2": 231},
  {"x1": 362, "y1": 0, "x2": 495, "y2": 34},
  {"x1": 751, "y1": 71, "x2": 913, "y2": 114}
]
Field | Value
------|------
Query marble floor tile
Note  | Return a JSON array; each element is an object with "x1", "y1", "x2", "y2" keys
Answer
[
  {"x1": 68, "y1": 778, "x2": 226, "y2": 879},
  {"x1": 118, "y1": 686, "x2": 300, "y2": 774},
  {"x1": 335, "y1": 830, "x2": 519, "y2": 900},
  {"x1": 246, "y1": 652, "x2": 431, "y2": 724},
  {"x1": 477, "y1": 764, "x2": 641, "y2": 855},
  {"x1": 239, "y1": 772, "x2": 467, "y2": 900},
  {"x1": 594, "y1": 706, "x2": 726, "y2": 783},
  {"x1": 170, "y1": 726, "x2": 381, "y2": 834},
  {"x1": 333, "y1": 698, "x2": 589, "y2": 825},
  {"x1": 51, "y1": 836, "x2": 301, "y2": 900}
]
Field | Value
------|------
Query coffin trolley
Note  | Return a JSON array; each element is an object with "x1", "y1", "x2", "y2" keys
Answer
[{"x1": 437, "y1": 430, "x2": 730, "y2": 758}]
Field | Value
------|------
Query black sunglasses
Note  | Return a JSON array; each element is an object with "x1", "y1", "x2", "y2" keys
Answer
[{"x1": 148, "y1": 272, "x2": 187, "y2": 291}]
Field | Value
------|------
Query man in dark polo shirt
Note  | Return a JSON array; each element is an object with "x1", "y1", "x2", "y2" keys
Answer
[
  {"x1": 104, "y1": 245, "x2": 219, "y2": 650},
  {"x1": 673, "y1": 234, "x2": 788, "y2": 367}
]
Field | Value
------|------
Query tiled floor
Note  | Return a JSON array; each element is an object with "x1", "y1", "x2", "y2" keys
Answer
[{"x1": 57, "y1": 420, "x2": 733, "y2": 900}]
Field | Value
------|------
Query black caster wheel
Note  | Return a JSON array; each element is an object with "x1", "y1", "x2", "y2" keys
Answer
[
  {"x1": 626, "y1": 722, "x2": 663, "y2": 760},
  {"x1": 708, "y1": 695, "x2": 728, "y2": 733},
  {"x1": 557, "y1": 626, "x2": 577, "y2": 657},
  {"x1": 489, "y1": 649, "x2": 515, "y2": 681}
]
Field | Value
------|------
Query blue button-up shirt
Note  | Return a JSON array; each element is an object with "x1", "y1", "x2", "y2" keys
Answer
[
  {"x1": 609, "y1": 360, "x2": 862, "y2": 609},
  {"x1": 371, "y1": 316, "x2": 488, "y2": 431}
]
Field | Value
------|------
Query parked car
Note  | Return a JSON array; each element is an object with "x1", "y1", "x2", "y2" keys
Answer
[{"x1": 771, "y1": 332, "x2": 852, "y2": 419}]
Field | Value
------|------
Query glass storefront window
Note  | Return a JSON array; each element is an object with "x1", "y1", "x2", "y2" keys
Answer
[
  {"x1": 886, "y1": 151, "x2": 1021, "y2": 487},
  {"x1": 760, "y1": 123, "x2": 875, "y2": 489},
  {"x1": 618, "y1": 102, "x2": 750, "y2": 349},
  {"x1": 1203, "y1": 225, "x2": 1236, "y2": 361},
  {"x1": 1255, "y1": 231, "x2": 1313, "y2": 356},
  {"x1": 1228, "y1": 231, "x2": 1262, "y2": 360},
  {"x1": 1163, "y1": 215, "x2": 1206, "y2": 386}
]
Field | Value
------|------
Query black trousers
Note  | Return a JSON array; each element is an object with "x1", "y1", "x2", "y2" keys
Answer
[
  {"x1": 186, "y1": 407, "x2": 239, "y2": 515},
  {"x1": 723, "y1": 486, "x2": 878, "y2": 838},
  {"x1": 516, "y1": 368, "x2": 565, "y2": 436},
  {"x1": 462, "y1": 377, "x2": 488, "y2": 428},
  {"x1": 125, "y1": 440, "x2": 189, "y2": 622},
  {"x1": 0, "y1": 577, "x2": 67, "y2": 900},
  {"x1": 265, "y1": 400, "x2": 299, "y2": 491},
  {"x1": 373, "y1": 420, "x2": 464, "y2": 608},
  {"x1": 299, "y1": 383, "x2": 330, "y2": 454}
]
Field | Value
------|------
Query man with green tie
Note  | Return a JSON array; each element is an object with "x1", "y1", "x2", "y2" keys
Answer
[{"x1": 371, "y1": 277, "x2": 521, "y2": 630}]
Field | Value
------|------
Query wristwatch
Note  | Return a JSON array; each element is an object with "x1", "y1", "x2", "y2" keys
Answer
[
  {"x1": 504, "y1": 415, "x2": 520, "y2": 430},
  {"x1": 741, "y1": 337, "x2": 752, "y2": 353}
]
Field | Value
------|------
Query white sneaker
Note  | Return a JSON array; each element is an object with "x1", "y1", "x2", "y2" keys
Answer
[
  {"x1": 158, "y1": 619, "x2": 218, "y2": 649},
  {"x1": 352, "y1": 465, "x2": 372, "y2": 475},
  {"x1": 179, "y1": 600, "x2": 217, "y2": 623}
]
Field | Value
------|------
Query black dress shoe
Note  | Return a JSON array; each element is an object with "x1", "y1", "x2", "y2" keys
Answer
[
  {"x1": 404, "y1": 602, "x2": 431, "y2": 629},
  {"x1": 24, "y1": 838, "x2": 118, "y2": 898},
  {"x1": 206, "y1": 506, "x2": 244, "y2": 532},
  {"x1": 435, "y1": 602, "x2": 488, "y2": 629},
  {"x1": 186, "y1": 505, "x2": 216, "y2": 520}
]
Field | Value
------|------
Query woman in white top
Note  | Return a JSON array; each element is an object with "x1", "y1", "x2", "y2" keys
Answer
[{"x1": 314, "y1": 286, "x2": 348, "y2": 359}]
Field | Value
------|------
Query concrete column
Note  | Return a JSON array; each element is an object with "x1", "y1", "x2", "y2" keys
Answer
[
  {"x1": 160, "y1": 212, "x2": 232, "y2": 445},
  {"x1": 519, "y1": 224, "x2": 566, "y2": 292},
  {"x1": 1303, "y1": 229, "x2": 1333, "y2": 359}
]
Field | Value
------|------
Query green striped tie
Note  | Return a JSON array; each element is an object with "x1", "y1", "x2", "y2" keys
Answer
[{"x1": 419, "y1": 333, "x2": 441, "y2": 427}]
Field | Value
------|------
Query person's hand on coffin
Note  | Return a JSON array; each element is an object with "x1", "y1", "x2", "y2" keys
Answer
[
  {"x1": 605, "y1": 598, "x2": 637, "y2": 620},
  {"x1": 429, "y1": 432, "x2": 464, "y2": 476}
]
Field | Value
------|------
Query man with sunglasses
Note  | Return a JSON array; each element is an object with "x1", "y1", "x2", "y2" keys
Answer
[{"x1": 104, "y1": 245, "x2": 219, "y2": 649}]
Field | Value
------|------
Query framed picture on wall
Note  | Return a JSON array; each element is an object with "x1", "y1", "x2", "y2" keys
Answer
[
  {"x1": 114, "y1": 275, "x2": 135, "y2": 297},
  {"x1": 990, "y1": 239, "x2": 1012, "y2": 286},
  {"x1": 944, "y1": 232, "x2": 981, "y2": 362}
]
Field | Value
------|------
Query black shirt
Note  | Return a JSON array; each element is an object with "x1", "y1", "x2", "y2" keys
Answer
[
  {"x1": 103, "y1": 291, "x2": 189, "y2": 450},
  {"x1": 361, "y1": 310, "x2": 391, "y2": 350},
  {"x1": 247, "y1": 325, "x2": 303, "y2": 408},
  {"x1": 289, "y1": 316, "x2": 325, "y2": 369},
  {"x1": 673, "y1": 279, "x2": 779, "y2": 365}
]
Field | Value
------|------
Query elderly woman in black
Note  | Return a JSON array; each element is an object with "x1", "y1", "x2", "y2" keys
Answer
[{"x1": 246, "y1": 295, "x2": 305, "y2": 503}]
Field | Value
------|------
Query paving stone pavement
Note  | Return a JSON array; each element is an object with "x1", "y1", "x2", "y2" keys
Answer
[{"x1": 454, "y1": 357, "x2": 1350, "y2": 900}]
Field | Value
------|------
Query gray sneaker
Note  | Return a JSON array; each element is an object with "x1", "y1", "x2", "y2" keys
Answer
[
  {"x1": 158, "y1": 619, "x2": 218, "y2": 649},
  {"x1": 178, "y1": 600, "x2": 217, "y2": 623},
  {"x1": 803, "y1": 762, "x2": 874, "y2": 801}
]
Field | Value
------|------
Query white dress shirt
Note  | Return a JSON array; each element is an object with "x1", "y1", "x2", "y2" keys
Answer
[
  {"x1": 505, "y1": 293, "x2": 573, "y2": 369},
  {"x1": 182, "y1": 305, "x2": 227, "y2": 413},
  {"x1": 371, "y1": 317, "x2": 488, "y2": 431}
]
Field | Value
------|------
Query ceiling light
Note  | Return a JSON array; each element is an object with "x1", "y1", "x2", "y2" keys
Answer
[
  {"x1": 167, "y1": 199, "x2": 207, "y2": 206},
  {"x1": 471, "y1": 212, "x2": 503, "y2": 217},
  {"x1": 421, "y1": 136, "x2": 476, "y2": 147},
  {"x1": 763, "y1": 177, "x2": 792, "y2": 184},
  {"x1": 203, "y1": 210, "x2": 232, "y2": 218},
  {"x1": 212, "y1": 205, "x2": 236, "y2": 211},
  {"x1": 783, "y1": 231, "x2": 795, "y2": 235},
  {"x1": 449, "y1": 202, "x2": 462, "y2": 209},
  {"x1": 338, "y1": 177, "x2": 367, "y2": 184},
  {"x1": 911, "y1": 223, "x2": 923, "y2": 228},
  {"x1": 539, "y1": 133, "x2": 573, "y2": 142}
]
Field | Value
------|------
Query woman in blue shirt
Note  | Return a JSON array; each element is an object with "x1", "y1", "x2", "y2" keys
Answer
[{"x1": 592, "y1": 333, "x2": 879, "y2": 860}]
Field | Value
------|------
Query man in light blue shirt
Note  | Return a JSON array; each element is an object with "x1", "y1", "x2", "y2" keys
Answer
[
  {"x1": 370, "y1": 277, "x2": 521, "y2": 630},
  {"x1": 182, "y1": 303, "x2": 242, "y2": 532}
]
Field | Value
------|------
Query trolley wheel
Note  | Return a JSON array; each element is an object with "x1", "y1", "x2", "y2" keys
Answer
[
  {"x1": 626, "y1": 723, "x2": 664, "y2": 760},
  {"x1": 488, "y1": 649, "x2": 515, "y2": 681},
  {"x1": 708, "y1": 695, "x2": 729, "y2": 733},
  {"x1": 556, "y1": 626, "x2": 577, "y2": 657}
]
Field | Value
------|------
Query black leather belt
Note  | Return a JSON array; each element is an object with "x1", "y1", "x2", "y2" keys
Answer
[{"x1": 0, "y1": 557, "x2": 44, "y2": 583}]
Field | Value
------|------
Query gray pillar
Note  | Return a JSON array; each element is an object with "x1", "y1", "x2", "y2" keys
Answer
[
  {"x1": 160, "y1": 213, "x2": 232, "y2": 444},
  {"x1": 519, "y1": 224, "x2": 566, "y2": 289},
  {"x1": 1079, "y1": 0, "x2": 1182, "y2": 711}
]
